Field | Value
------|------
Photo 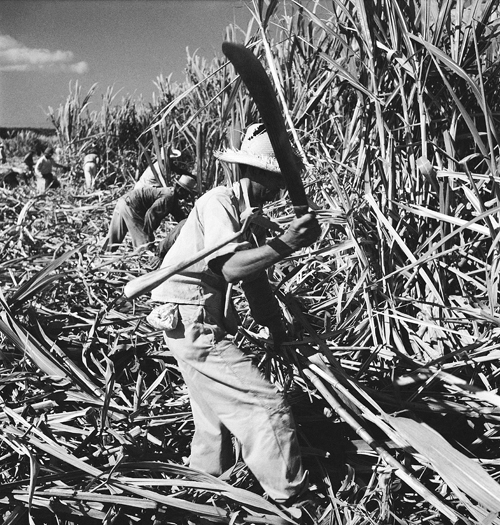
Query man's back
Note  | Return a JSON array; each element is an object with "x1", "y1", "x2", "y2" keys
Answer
[
  {"x1": 126, "y1": 186, "x2": 173, "y2": 215},
  {"x1": 134, "y1": 161, "x2": 164, "y2": 190}
]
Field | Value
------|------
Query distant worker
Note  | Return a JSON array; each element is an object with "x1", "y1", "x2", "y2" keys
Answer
[
  {"x1": 54, "y1": 146, "x2": 64, "y2": 163},
  {"x1": 0, "y1": 141, "x2": 6, "y2": 164},
  {"x1": 82, "y1": 146, "x2": 100, "y2": 190},
  {"x1": 34, "y1": 146, "x2": 68, "y2": 194},
  {"x1": 106, "y1": 174, "x2": 197, "y2": 252},
  {"x1": 23, "y1": 151, "x2": 35, "y2": 179},
  {"x1": 134, "y1": 147, "x2": 192, "y2": 190}
]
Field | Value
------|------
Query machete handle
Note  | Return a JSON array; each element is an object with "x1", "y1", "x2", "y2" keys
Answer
[
  {"x1": 123, "y1": 213, "x2": 255, "y2": 300},
  {"x1": 293, "y1": 205, "x2": 309, "y2": 218}
]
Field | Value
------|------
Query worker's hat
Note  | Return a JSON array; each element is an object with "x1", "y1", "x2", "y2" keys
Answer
[
  {"x1": 175, "y1": 174, "x2": 197, "y2": 194},
  {"x1": 215, "y1": 124, "x2": 291, "y2": 188}
]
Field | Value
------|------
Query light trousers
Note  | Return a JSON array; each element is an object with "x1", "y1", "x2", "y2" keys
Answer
[
  {"x1": 107, "y1": 197, "x2": 150, "y2": 251},
  {"x1": 84, "y1": 162, "x2": 97, "y2": 190},
  {"x1": 163, "y1": 303, "x2": 308, "y2": 503},
  {"x1": 35, "y1": 173, "x2": 59, "y2": 194}
]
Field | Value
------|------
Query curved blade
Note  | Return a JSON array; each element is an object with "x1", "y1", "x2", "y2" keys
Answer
[{"x1": 222, "y1": 42, "x2": 308, "y2": 217}]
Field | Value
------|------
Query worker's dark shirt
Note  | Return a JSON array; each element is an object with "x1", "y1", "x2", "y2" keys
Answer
[{"x1": 126, "y1": 186, "x2": 187, "y2": 236}]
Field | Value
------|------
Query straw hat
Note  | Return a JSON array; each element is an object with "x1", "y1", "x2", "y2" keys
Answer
[
  {"x1": 215, "y1": 123, "x2": 281, "y2": 174},
  {"x1": 175, "y1": 174, "x2": 197, "y2": 194}
]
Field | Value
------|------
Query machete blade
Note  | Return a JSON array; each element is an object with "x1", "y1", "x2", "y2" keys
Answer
[{"x1": 222, "y1": 42, "x2": 308, "y2": 217}]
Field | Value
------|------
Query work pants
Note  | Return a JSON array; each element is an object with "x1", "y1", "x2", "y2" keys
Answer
[
  {"x1": 84, "y1": 162, "x2": 97, "y2": 190},
  {"x1": 107, "y1": 197, "x2": 150, "y2": 251},
  {"x1": 36, "y1": 173, "x2": 59, "y2": 194},
  {"x1": 163, "y1": 303, "x2": 308, "y2": 503}
]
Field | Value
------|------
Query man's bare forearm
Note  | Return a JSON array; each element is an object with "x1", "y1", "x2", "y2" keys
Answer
[
  {"x1": 221, "y1": 212, "x2": 321, "y2": 283},
  {"x1": 221, "y1": 244, "x2": 285, "y2": 283}
]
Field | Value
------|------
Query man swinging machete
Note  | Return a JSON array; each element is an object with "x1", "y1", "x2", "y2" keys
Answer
[{"x1": 139, "y1": 43, "x2": 322, "y2": 522}]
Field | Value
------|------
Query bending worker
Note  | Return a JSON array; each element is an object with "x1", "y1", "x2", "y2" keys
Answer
[
  {"x1": 106, "y1": 174, "x2": 197, "y2": 252},
  {"x1": 148, "y1": 123, "x2": 321, "y2": 517},
  {"x1": 82, "y1": 146, "x2": 100, "y2": 190},
  {"x1": 34, "y1": 146, "x2": 68, "y2": 193}
]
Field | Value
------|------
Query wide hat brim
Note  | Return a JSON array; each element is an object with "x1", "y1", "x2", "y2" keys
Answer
[{"x1": 215, "y1": 149, "x2": 281, "y2": 174}]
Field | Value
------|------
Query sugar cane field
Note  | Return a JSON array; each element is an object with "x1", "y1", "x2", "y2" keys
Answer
[{"x1": 2, "y1": 1, "x2": 500, "y2": 524}]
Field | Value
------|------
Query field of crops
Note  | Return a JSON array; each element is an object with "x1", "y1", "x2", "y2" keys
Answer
[{"x1": 2, "y1": 1, "x2": 500, "y2": 524}]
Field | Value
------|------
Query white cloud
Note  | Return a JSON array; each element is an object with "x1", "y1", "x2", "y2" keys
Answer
[
  {"x1": 0, "y1": 34, "x2": 88, "y2": 73},
  {"x1": 70, "y1": 61, "x2": 89, "y2": 74}
]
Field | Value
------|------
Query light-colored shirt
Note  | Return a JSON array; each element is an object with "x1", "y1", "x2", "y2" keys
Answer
[
  {"x1": 83, "y1": 153, "x2": 99, "y2": 166},
  {"x1": 35, "y1": 156, "x2": 56, "y2": 177},
  {"x1": 134, "y1": 161, "x2": 164, "y2": 190},
  {"x1": 151, "y1": 187, "x2": 251, "y2": 308}
]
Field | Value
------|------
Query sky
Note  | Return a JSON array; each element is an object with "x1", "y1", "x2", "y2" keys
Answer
[{"x1": 0, "y1": 0, "x2": 253, "y2": 128}]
